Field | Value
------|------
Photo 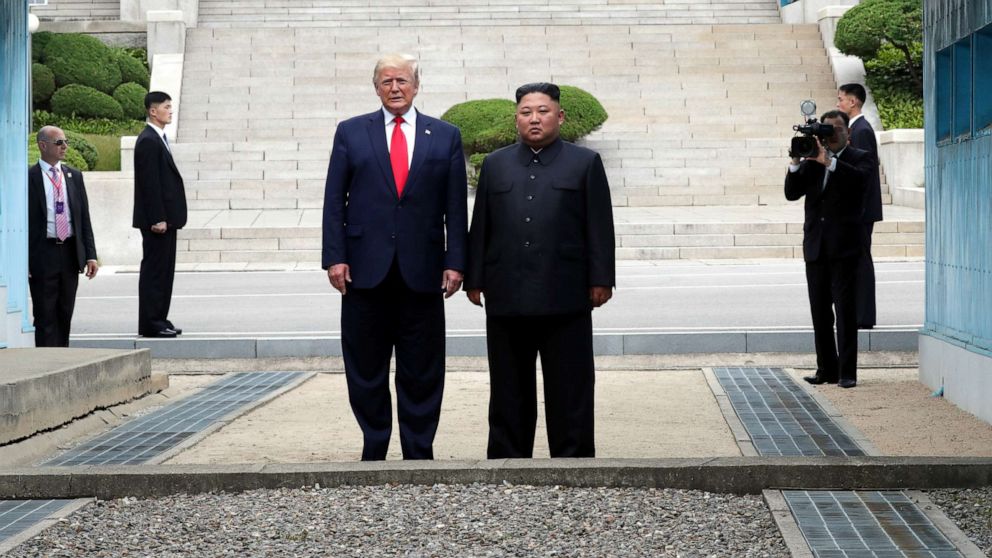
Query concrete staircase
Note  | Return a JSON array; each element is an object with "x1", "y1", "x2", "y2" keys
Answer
[{"x1": 166, "y1": 0, "x2": 917, "y2": 266}]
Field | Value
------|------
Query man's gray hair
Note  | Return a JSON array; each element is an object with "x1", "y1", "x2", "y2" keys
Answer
[{"x1": 373, "y1": 53, "x2": 420, "y2": 84}]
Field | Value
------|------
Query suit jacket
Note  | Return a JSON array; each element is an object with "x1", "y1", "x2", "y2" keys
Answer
[
  {"x1": 133, "y1": 124, "x2": 187, "y2": 230},
  {"x1": 785, "y1": 146, "x2": 874, "y2": 262},
  {"x1": 849, "y1": 116, "x2": 883, "y2": 223},
  {"x1": 321, "y1": 109, "x2": 468, "y2": 294},
  {"x1": 465, "y1": 138, "x2": 616, "y2": 316},
  {"x1": 28, "y1": 163, "x2": 98, "y2": 276}
]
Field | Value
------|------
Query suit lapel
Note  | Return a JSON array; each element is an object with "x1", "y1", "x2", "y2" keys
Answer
[
  {"x1": 63, "y1": 167, "x2": 82, "y2": 218},
  {"x1": 144, "y1": 124, "x2": 182, "y2": 178},
  {"x1": 404, "y1": 111, "x2": 433, "y2": 199},
  {"x1": 29, "y1": 164, "x2": 46, "y2": 223},
  {"x1": 366, "y1": 111, "x2": 399, "y2": 198}
]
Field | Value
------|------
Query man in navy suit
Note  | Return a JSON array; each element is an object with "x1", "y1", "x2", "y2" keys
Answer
[
  {"x1": 322, "y1": 54, "x2": 468, "y2": 460},
  {"x1": 133, "y1": 91, "x2": 187, "y2": 338},
  {"x1": 786, "y1": 110, "x2": 874, "y2": 389},
  {"x1": 837, "y1": 83, "x2": 882, "y2": 329},
  {"x1": 28, "y1": 126, "x2": 99, "y2": 347}
]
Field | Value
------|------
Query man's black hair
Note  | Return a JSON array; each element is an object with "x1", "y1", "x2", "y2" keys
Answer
[
  {"x1": 515, "y1": 82, "x2": 560, "y2": 104},
  {"x1": 144, "y1": 91, "x2": 172, "y2": 110},
  {"x1": 838, "y1": 83, "x2": 867, "y2": 105},
  {"x1": 821, "y1": 110, "x2": 850, "y2": 126}
]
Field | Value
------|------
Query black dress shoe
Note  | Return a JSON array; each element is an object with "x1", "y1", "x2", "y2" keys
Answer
[
  {"x1": 803, "y1": 375, "x2": 838, "y2": 385},
  {"x1": 172, "y1": 328, "x2": 182, "y2": 335},
  {"x1": 838, "y1": 379, "x2": 857, "y2": 389},
  {"x1": 145, "y1": 328, "x2": 177, "y2": 338}
]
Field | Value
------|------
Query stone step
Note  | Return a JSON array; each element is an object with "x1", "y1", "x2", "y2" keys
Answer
[{"x1": 197, "y1": 0, "x2": 781, "y2": 27}]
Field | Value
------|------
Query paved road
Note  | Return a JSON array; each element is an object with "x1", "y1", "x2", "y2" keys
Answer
[{"x1": 71, "y1": 260, "x2": 924, "y2": 337}]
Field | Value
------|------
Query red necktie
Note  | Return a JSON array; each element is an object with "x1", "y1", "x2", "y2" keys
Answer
[{"x1": 390, "y1": 116, "x2": 409, "y2": 197}]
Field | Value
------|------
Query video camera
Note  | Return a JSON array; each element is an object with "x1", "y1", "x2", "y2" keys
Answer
[{"x1": 790, "y1": 100, "x2": 834, "y2": 159}]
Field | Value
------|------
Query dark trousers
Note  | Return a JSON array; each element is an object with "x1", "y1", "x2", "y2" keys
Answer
[
  {"x1": 805, "y1": 257, "x2": 859, "y2": 382},
  {"x1": 28, "y1": 239, "x2": 80, "y2": 347},
  {"x1": 341, "y1": 262, "x2": 445, "y2": 461},
  {"x1": 138, "y1": 228, "x2": 177, "y2": 336},
  {"x1": 485, "y1": 312, "x2": 595, "y2": 459},
  {"x1": 855, "y1": 222, "x2": 877, "y2": 328}
]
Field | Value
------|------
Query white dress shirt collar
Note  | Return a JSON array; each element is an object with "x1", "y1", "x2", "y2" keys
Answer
[
  {"x1": 147, "y1": 121, "x2": 171, "y2": 150},
  {"x1": 383, "y1": 107, "x2": 417, "y2": 166}
]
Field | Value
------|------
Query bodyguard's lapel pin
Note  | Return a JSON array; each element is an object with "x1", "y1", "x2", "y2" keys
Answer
[
  {"x1": 67, "y1": 173, "x2": 73, "y2": 178},
  {"x1": 425, "y1": 129, "x2": 431, "y2": 135}
]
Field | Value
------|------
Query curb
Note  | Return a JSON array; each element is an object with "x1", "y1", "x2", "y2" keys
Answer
[
  {"x1": 70, "y1": 329, "x2": 920, "y2": 359},
  {"x1": 1, "y1": 457, "x2": 989, "y2": 499}
]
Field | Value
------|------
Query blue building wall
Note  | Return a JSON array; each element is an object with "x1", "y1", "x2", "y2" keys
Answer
[
  {"x1": 923, "y1": 0, "x2": 992, "y2": 353},
  {"x1": 921, "y1": 0, "x2": 992, "y2": 423},
  {"x1": 0, "y1": 0, "x2": 33, "y2": 347}
]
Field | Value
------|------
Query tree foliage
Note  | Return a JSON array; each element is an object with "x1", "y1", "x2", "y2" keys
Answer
[{"x1": 835, "y1": 0, "x2": 923, "y2": 90}]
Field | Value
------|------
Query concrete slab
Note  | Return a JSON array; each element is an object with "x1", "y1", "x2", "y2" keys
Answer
[{"x1": 0, "y1": 349, "x2": 157, "y2": 445}]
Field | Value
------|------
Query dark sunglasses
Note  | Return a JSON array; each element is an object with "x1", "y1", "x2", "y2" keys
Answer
[{"x1": 41, "y1": 139, "x2": 71, "y2": 147}]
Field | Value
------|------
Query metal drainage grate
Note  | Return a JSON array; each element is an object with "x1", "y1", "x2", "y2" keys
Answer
[
  {"x1": 784, "y1": 490, "x2": 963, "y2": 557},
  {"x1": 713, "y1": 367, "x2": 865, "y2": 457},
  {"x1": 0, "y1": 500, "x2": 75, "y2": 543},
  {"x1": 45, "y1": 371, "x2": 306, "y2": 466}
]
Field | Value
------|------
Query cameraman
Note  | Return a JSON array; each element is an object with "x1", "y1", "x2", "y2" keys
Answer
[{"x1": 785, "y1": 110, "x2": 875, "y2": 389}]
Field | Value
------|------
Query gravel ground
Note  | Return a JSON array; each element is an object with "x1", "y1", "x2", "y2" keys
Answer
[
  {"x1": 928, "y1": 487, "x2": 992, "y2": 556},
  {"x1": 9, "y1": 484, "x2": 788, "y2": 557}
]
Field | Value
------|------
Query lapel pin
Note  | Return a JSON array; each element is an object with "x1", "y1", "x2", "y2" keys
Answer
[
  {"x1": 67, "y1": 173, "x2": 73, "y2": 178},
  {"x1": 425, "y1": 129, "x2": 431, "y2": 135}
]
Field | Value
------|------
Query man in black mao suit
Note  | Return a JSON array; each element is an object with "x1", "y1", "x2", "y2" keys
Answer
[
  {"x1": 28, "y1": 126, "x2": 99, "y2": 347},
  {"x1": 322, "y1": 54, "x2": 467, "y2": 461},
  {"x1": 133, "y1": 91, "x2": 187, "y2": 338},
  {"x1": 785, "y1": 110, "x2": 874, "y2": 389},
  {"x1": 466, "y1": 82, "x2": 616, "y2": 458},
  {"x1": 837, "y1": 83, "x2": 882, "y2": 329}
]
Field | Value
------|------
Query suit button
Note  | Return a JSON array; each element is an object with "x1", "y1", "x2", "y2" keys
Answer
[
  {"x1": 527, "y1": 195, "x2": 534, "y2": 201},
  {"x1": 391, "y1": 233, "x2": 396, "y2": 239},
  {"x1": 524, "y1": 217, "x2": 531, "y2": 223},
  {"x1": 524, "y1": 241, "x2": 530, "y2": 247},
  {"x1": 820, "y1": 217, "x2": 825, "y2": 222}
]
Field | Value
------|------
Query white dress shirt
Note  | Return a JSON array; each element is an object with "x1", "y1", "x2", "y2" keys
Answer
[
  {"x1": 383, "y1": 106, "x2": 416, "y2": 167},
  {"x1": 147, "y1": 121, "x2": 172, "y2": 153},
  {"x1": 38, "y1": 159, "x2": 73, "y2": 238}
]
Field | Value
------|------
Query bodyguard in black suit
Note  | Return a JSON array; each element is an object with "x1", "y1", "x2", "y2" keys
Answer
[
  {"x1": 322, "y1": 54, "x2": 467, "y2": 461},
  {"x1": 466, "y1": 83, "x2": 616, "y2": 458},
  {"x1": 785, "y1": 110, "x2": 874, "y2": 389},
  {"x1": 133, "y1": 91, "x2": 187, "y2": 338},
  {"x1": 838, "y1": 83, "x2": 882, "y2": 328},
  {"x1": 28, "y1": 126, "x2": 99, "y2": 347}
]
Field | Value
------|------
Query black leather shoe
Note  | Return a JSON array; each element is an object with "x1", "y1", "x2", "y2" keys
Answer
[
  {"x1": 145, "y1": 328, "x2": 177, "y2": 338},
  {"x1": 838, "y1": 379, "x2": 857, "y2": 389},
  {"x1": 803, "y1": 375, "x2": 838, "y2": 385},
  {"x1": 172, "y1": 328, "x2": 183, "y2": 335}
]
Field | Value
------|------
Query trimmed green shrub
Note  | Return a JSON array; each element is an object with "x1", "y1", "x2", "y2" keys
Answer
[
  {"x1": 42, "y1": 33, "x2": 122, "y2": 94},
  {"x1": 441, "y1": 99, "x2": 517, "y2": 154},
  {"x1": 33, "y1": 109, "x2": 147, "y2": 136},
  {"x1": 558, "y1": 85, "x2": 608, "y2": 142},
  {"x1": 64, "y1": 131, "x2": 99, "y2": 170},
  {"x1": 115, "y1": 49, "x2": 150, "y2": 89},
  {"x1": 28, "y1": 133, "x2": 90, "y2": 171},
  {"x1": 114, "y1": 82, "x2": 149, "y2": 120},
  {"x1": 51, "y1": 84, "x2": 125, "y2": 120},
  {"x1": 467, "y1": 152, "x2": 489, "y2": 189},
  {"x1": 874, "y1": 90, "x2": 924, "y2": 129},
  {"x1": 442, "y1": 85, "x2": 609, "y2": 157},
  {"x1": 32, "y1": 63, "x2": 56, "y2": 105},
  {"x1": 31, "y1": 31, "x2": 54, "y2": 63},
  {"x1": 865, "y1": 42, "x2": 923, "y2": 97}
]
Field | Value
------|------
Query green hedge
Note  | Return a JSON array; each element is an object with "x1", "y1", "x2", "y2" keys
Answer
[
  {"x1": 114, "y1": 82, "x2": 149, "y2": 120},
  {"x1": 874, "y1": 90, "x2": 923, "y2": 129},
  {"x1": 33, "y1": 110, "x2": 147, "y2": 136},
  {"x1": 32, "y1": 63, "x2": 56, "y2": 105},
  {"x1": 558, "y1": 86, "x2": 608, "y2": 142},
  {"x1": 51, "y1": 84, "x2": 125, "y2": 120},
  {"x1": 31, "y1": 31, "x2": 54, "y2": 63},
  {"x1": 441, "y1": 85, "x2": 609, "y2": 156},
  {"x1": 64, "y1": 131, "x2": 99, "y2": 170},
  {"x1": 115, "y1": 49, "x2": 150, "y2": 89},
  {"x1": 28, "y1": 133, "x2": 90, "y2": 171},
  {"x1": 441, "y1": 99, "x2": 517, "y2": 154},
  {"x1": 42, "y1": 33, "x2": 122, "y2": 94}
]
